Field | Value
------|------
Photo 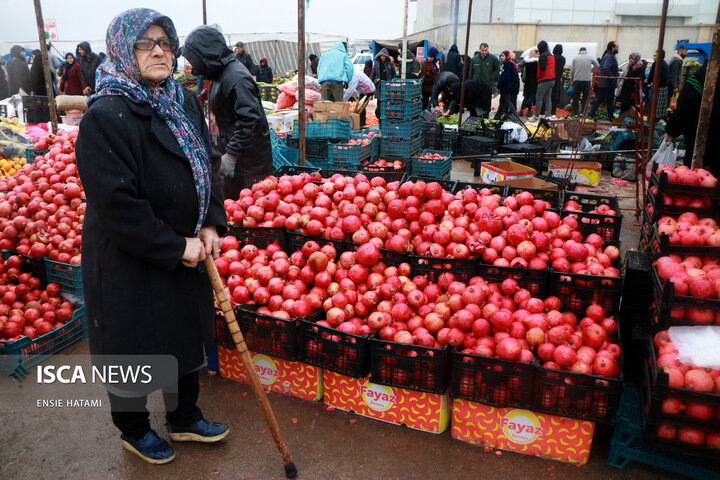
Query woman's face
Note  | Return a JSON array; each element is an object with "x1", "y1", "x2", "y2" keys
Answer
[
  {"x1": 500, "y1": 53, "x2": 506, "y2": 62},
  {"x1": 628, "y1": 56, "x2": 634, "y2": 65},
  {"x1": 66, "y1": 55, "x2": 74, "y2": 65},
  {"x1": 134, "y1": 25, "x2": 173, "y2": 84},
  {"x1": 380, "y1": 54, "x2": 387, "y2": 61}
]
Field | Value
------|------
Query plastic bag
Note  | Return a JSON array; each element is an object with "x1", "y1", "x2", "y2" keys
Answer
[
  {"x1": 669, "y1": 326, "x2": 720, "y2": 369},
  {"x1": 500, "y1": 122, "x2": 528, "y2": 143},
  {"x1": 645, "y1": 139, "x2": 676, "y2": 177},
  {"x1": 274, "y1": 92, "x2": 295, "y2": 110}
]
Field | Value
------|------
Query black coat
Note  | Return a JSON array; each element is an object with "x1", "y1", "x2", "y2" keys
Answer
[
  {"x1": 447, "y1": 80, "x2": 492, "y2": 115},
  {"x1": 7, "y1": 46, "x2": 30, "y2": 95},
  {"x1": 256, "y1": 65, "x2": 273, "y2": 84},
  {"x1": 0, "y1": 64, "x2": 8, "y2": 100},
  {"x1": 430, "y1": 71, "x2": 459, "y2": 107},
  {"x1": 236, "y1": 51, "x2": 256, "y2": 76},
  {"x1": 75, "y1": 91, "x2": 226, "y2": 377},
  {"x1": 444, "y1": 44, "x2": 461, "y2": 77},
  {"x1": 76, "y1": 42, "x2": 103, "y2": 93},
  {"x1": 617, "y1": 65, "x2": 645, "y2": 104},
  {"x1": 647, "y1": 60, "x2": 669, "y2": 88},
  {"x1": 184, "y1": 26, "x2": 273, "y2": 176},
  {"x1": 30, "y1": 56, "x2": 55, "y2": 96}
]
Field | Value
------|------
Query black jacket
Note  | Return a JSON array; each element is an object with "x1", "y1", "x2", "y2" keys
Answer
[
  {"x1": 444, "y1": 44, "x2": 461, "y2": 77},
  {"x1": 76, "y1": 42, "x2": 102, "y2": 93},
  {"x1": 647, "y1": 60, "x2": 669, "y2": 88},
  {"x1": 617, "y1": 64, "x2": 645, "y2": 105},
  {"x1": 7, "y1": 46, "x2": 30, "y2": 95},
  {"x1": 0, "y1": 63, "x2": 9, "y2": 100},
  {"x1": 430, "y1": 71, "x2": 459, "y2": 107},
  {"x1": 75, "y1": 91, "x2": 226, "y2": 377},
  {"x1": 520, "y1": 59, "x2": 538, "y2": 95},
  {"x1": 497, "y1": 60, "x2": 519, "y2": 95},
  {"x1": 447, "y1": 79, "x2": 492, "y2": 115},
  {"x1": 30, "y1": 54, "x2": 56, "y2": 96},
  {"x1": 236, "y1": 50, "x2": 256, "y2": 75},
  {"x1": 553, "y1": 44, "x2": 565, "y2": 86},
  {"x1": 184, "y1": 26, "x2": 273, "y2": 176},
  {"x1": 256, "y1": 64, "x2": 273, "y2": 84}
]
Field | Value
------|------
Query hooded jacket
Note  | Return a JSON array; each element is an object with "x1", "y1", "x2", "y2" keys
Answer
[
  {"x1": 497, "y1": 59, "x2": 519, "y2": 95},
  {"x1": 537, "y1": 41, "x2": 555, "y2": 83},
  {"x1": 598, "y1": 48, "x2": 619, "y2": 89},
  {"x1": 6, "y1": 45, "x2": 31, "y2": 95},
  {"x1": 444, "y1": 44, "x2": 461, "y2": 77},
  {"x1": 430, "y1": 71, "x2": 459, "y2": 108},
  {"x1": 571, "y1": 50, "x2": 599, "y2": 82},
  {"x1": 256, "y1": 60, "x2": 273, "y2": 84},
  {"x1": 183, "y1": 25, "x2": 272, "y2": 176},
  {"x1": 59, "y1": 56, "x2": 84, "y2": 95},
  {"x1": 76, "y1": 41, "x2": 102, "y2": 93},
  {"x1": 552, "y1": 44, "x2": 566, "y2": 84},
  {"x1": 317, "y1": 42, "x2": 354, "y2": 84},
  {"x1": 371, "y1": 48, "x2": 396, "y2": 85}
]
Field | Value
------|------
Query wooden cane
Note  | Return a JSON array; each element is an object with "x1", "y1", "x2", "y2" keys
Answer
[{"x1": 204, "y1": 256, "x2": 298, "y2": 479}]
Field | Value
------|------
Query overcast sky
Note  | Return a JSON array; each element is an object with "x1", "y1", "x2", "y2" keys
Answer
[{"x1": 0, "y1": 0, "x2": 417, "y2": 45}]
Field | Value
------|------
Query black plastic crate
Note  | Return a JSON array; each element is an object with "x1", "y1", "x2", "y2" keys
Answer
[
  {"x1": 534, "y1": 364, "x2": 623, "y2": 423},
  {"x1": 319, "y1": 168, "x2": 406, "y2": 186},
  {"x1": 451, "y1": 351, "x2": 536, "y2": 408},
  {"x1": 0, "y1": 104, "x2": 7, "y2": 118},
  {"x1": 646, "y1": 188, "x2": 718, "y2": 223},
  {"x1": 646, "y1": 224, "x2": 720, "y2": 259},
  {"x1": 650, "y1": 162, "x2": 720, "y2": 198},
  {"x1": 272, "y1": 165, "x2": 321, "y2": 178},
  {"x1": 460, "y1": 135, "x2": 500, "y2": 156},
  {"x1": 346, "y1": 241, "x2": 410, "y2": 267},
  {"x1": 14, "y1": 253, "x2": 47, "y2": 287},
  {"x1": 499, "y1": 143, "x2": 548, "y2": 172},
  {"x1": 298, "y1": 318, "x2": 371, "y2": 378},
  {"x1": 561, "y1": 191, "x2": 623, "y2": 241},
  {"x1": 481, "y1": 125, "x2": 511, "y2": 145},
  {"x1": 453, "y1": 180, "x2": 506, "y2": 196},
  {"x1": 286, "y1": 136, "x2": 335, "y2": 158},
  {"x1": 458, "y1": 116, "x2": 484, "y2": 136},
  {"x1": 650, "y1": 266, "x2": 720, "y2": 328},
  {"x1": 404, "y1": 176, "x2": 456, "y2": 194},
  {"x1": 226, "y1": 225, "x2": 288, "y2": 251},
  {"x1": 548, "y1": 271, "x2": 624, "y2": 318},
  {"x1": 620, "y1": 250, "x2": 653, "y2": 312},
  {"x1": 286, "y1": 229, "x2": 347, "y2": 256},
  {"x1": 476, "y1": 263, "x2": 549, "y2": 297},
  {"x1": 369, "y1": 339, "x2": 452, "y2": 394},
  {"x1": 409, "y1": 254, "x2": 478, "y2": 284},
  {"x1": 504, "y1": 185, "x2": 560, "y2": 208},
  {"x1": 436, "y1": 130, "x2": 460, "y2": 153},
  {"x1": 22, "y1": 95, "x2": 50, "y2": 124}
]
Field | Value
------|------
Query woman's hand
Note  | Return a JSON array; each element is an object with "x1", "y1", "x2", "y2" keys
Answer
[
  {"x1": 198, "y1": 226, "x2": 221, "y2": 259},
  {"x1": 182, "y1": 237, "x2": 206, "y2": 268}
]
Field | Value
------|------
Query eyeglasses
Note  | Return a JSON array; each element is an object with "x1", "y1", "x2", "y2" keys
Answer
[{"x1": 134, "y1": 38, "x2": 174, "y2": 52}]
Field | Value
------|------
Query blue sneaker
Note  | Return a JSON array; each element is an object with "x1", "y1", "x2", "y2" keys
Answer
[
  {"x1": 166, "y1": 419, "x2": 229, "y2": 443},
  {"x1": 121, "y1": 430, "x2": 176, "y2": 464}
]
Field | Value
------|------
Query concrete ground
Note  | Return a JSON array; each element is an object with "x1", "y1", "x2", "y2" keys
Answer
[{"x1": 1, "y1": 161, "x2": 671, "y2": 480}]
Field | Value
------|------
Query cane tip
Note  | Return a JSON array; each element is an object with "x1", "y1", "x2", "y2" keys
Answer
[{"x1": 284, "y1": 462, "x2": 298, "y2": 478}]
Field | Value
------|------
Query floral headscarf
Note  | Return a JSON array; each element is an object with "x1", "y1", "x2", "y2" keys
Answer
[{"x1": 90, "y1": 8, "x2": 211, "y2": 236}]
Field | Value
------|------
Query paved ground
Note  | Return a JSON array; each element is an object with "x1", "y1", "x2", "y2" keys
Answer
[{"x1": 1, "y1": 160, "x2": 674, "y2": 480}]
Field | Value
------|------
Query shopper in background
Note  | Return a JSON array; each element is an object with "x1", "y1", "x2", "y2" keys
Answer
[
  {"x1": 363, "y1": 59, "x2": 373, "y2": 78},
  {"x1": 551, "y1": 43, "x2": 566, "y2": 114},
  {"x1": 183, "y1": 25, "x2": 273, "y2": 200},
  {"x1": 316, "y1": 42, "x2": 354, "y2": 102},
  {"x1": 0, "y1": 60, "x2": 8, "y2": 100},
  {"x1": 570, "y1": 47, "x2": 599, "y2": 117},
  {"x1": 589, "y1": 41, "x2": 619, "y2": 121},
  {"x1": 646, "y1": 49, "x2": 670, "y2": 120},
  {"x1": 531, "y1": 40, "x2": 555, "y2": 121},
  {"x1": 495, "y1": 50, "x2": 519, "y2": 120},
  {"x1": 668, "y1": 45, "x2": 687, "y2": 100},
  {"x1": 76, "y1": 41, "x2": 103, "y2": 95},
  {"x1": 420, "y1": 46, "x2": 442, "y2": 110},
  {"x1": 444, "y1": 44, "x2": 461, "y2": 77},
  {"x1": 468, "y1": 43, "x2": 500, "y2": 87},
  {"x1": 615, "y1": 52, "x2": 646, "y2": 117},
  {"x1": 309, "y1": 54, "x2": 319, "y2": 75},
  {"x1": 234, "y1": 41, "x2": 256, "y2": 75},
  {"x1": 397, "y1": 41, "x2": 420, "y2": 78},
  {"x1": 370, "y1": 48, "x2": 396, "y2": 99},
  {"x1": 343, "y1": 70, "x2": 375, "y2": 126},
  {"x1": 7, "y1": 45, "x2": 31, "y2": 95},
  {"x1": 429, "y1": 71, "x2": 459, "y2": 109},
  {"x1": 255, "y1": 57, "x2": 273, "y2": 84},
  {"x1": 75, "y1": 8, "x2": 228, "y2": 465},
  {"x1": 518, "y1": 48, "x2": 538, "y2": 116},
  {"x1": 30, "y1": 49, "x2": 56, "y2": 96},
  {"x1": 444, "y1": 79, "x2": 492, "y2": 118}
]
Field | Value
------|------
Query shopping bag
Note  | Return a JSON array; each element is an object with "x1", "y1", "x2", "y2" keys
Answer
[{"x1": 646, "y1": 139, "x2": 676, "y2": 177}]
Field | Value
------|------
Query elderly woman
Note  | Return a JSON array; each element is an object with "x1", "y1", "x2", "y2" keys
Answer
[
  {"x1": 75, "y1": 9, "x2": 227, "y2": 464},
  {"x1": 616, "y1": 52, "x2": 646, "y2": 117}
]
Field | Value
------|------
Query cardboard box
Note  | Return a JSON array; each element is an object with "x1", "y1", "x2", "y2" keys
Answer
[
  {"x1": 314, "y1": 101, "x2": 350, "y2": 115},
  {"x1": 548, "y1": 160, "x2": 602, "y2": 186},
  {"x1": 218, "y1": 347, "x2": 323, "y2": 401},
  {"x1": 495, "y1": 177, "x2": 559, "y2": 191},
  {"x1": 323, "y1": 371, "x2": 451, "y2": 434},
  {"x1": 452, "y1": 399, "x2": 594, "y2": 465},
  {"x1": 480, "y1": 161, "x2": 536, "y2": 184},
  {"x1": 314, "y1": 111, "x2": 361, "y2": 130}
]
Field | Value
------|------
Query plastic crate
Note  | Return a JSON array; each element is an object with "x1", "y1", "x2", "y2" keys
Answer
[
  {"x1": 285, "y1": 136, "x2": 334, "y2": 158},
  {"x1": 534, "y1": 363, "x2": 623, "y2": 423},
  {"x1": 460, "y1": 135, "x2": 500, "y2": 157},
  {"x1": 0, "y1": 304, "x2": 86, "y2": 376},
  {"x1": 561, "y1": 191, "x2": 623, "y2": 241},
  {"x1": 298, "y1": 318, "x2": 371, "y2": 378},
  {"x1": 379, "y1": 79, "x2": 422, "y2": 101},
  {"x1": 409, "y1": 254, "x2": 478, "y2": 284},
  {"x1": 369, "y1": 338, "x2": 452, "y2": 394},
  {"x1": 421, "y1": 121, "x2": 444, "y2": 149},
  {"x1": 436, "y1": 129, "x2": 460, "y2": 153},
  {"x1": 504, "y1": 185, "x2": 560, "y2": 208},
  {"x1": 290, "y1": 118, "x2": 351, "y2": 140},
  {"x1": 646, "y1": 189, "x2": 718, "y2": 223},
  {"x1": 412, "y1": 150, "x2": 452, "y2": 179},
  {"x1": 481, "y1": 125, "x2": 511, "y2": 145},
  {"x1": 476, "y1": 263, "x2": 549, "y2": 297},
  {"x1": 287, "y1": 229, "x2": 347, "y2": 257},
  {"x1": 25, "y1": 148, "x2": 49, "y2": 163},
  {"x1": 620, "y1": 251, "x2": 653, "y2": 312},
  {"x1": 328, "y1": 141, "x2": 374, "y2": 170},
  {"x1": 272, "y1": 165, "x2": 321, "y2": 178},
  {"x1": 645, "y1": 224, "x2": 720, "y2": 259},
  {"x1": 44, "y1": 259, "x2": 82, "y2": 297},
  {"x1": 226, "y1": 225, "x2": 288, "y2": 251},
  {"x1": 259, "y1": 85, "x2": 280, "y2": 102},
  {"x1": 650, "y1": 265, "x2": 720, "y2": 328},
  {"x1": 352, "y1": 133, "x2": 380, "y2": 157},
  {"x1": 458, "y1": 117, "x2": 484, "y2": 136},
  {"x1": 319, "y1": 169, "x2": 407, "y2": 186},
  {"x1": 499, "y1": 143, "x2": 548, "y2": 172},
  {"x1": 405, "y1": 176, "x2": 457, "y2": 194},
  {"x1": 650, "y1": 162, "x2": 720, "y2": 198},
  {"x1": 548, "y1": 271, "x2": 624, "y2": 318},
  {"x1": 361, "y1": 158, "x2": 408, "y2": 173},
  {"x1": 453, "y1": 180, "x2": 506, "y2": 197},
  {"x1": 451, "y1": 351, "x2": 536, "y2": 408},
  {"x1": 22, "y1": 95, "x2": 50, "y2": 124},
  {"x1": 380, "y1": 119, "x2": 421, "y2": 139},
  {"x1": 380, "y1": 136, "x2": 422, "y2": 159},
  {"x1": 16, "y1": 253, "x2": 47, "y2": 287},
  {"x1": 379, "y1": 100, "x2": 422, "y2": 120}
]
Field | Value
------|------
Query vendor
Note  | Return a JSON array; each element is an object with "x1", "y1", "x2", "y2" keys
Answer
[
  {"x1": 444, "y1": 79, "x2": 492, "y2": 118},
  {"x1": 75, "y1": 8, "x2": 228, "y2": 464},
  {"x1": 343, "y1": 70, "x2": 375, "y2": 127},
  {"x1": 430, "y1": 71, "x2": 460, "y2": 110}
]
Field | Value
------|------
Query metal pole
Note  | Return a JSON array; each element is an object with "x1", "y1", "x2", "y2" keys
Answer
[
  {"x1": 644, "y1": 0, "x2": 669, "y2": 177},
  {"x1": 401, "y1": 0, "x2": 408, "y2": 79},
  {"x1": 32, "y1": 0, "x2": 57, "y2": 134},
  {"x1": 297, "y1": 0, "x2": 306, "y2": 166},
  {"x1": 458, "y1": 0, "x2": 473, "y2": 129},
  {"x1": 202, "y1": 0, "x2": 207, "y2": 24},
  {"x1": 452, "y1": 0, "x2": 459, "y2": 46},
  {"x1": 691, "y1": 2, "x2": 720, "y2": 169}
]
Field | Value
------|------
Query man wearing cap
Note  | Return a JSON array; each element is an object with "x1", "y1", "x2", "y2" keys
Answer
[
  {"x1": 234, "y1": 41, "x2": 256, "y2": 76},
  {"x1": 571, "y1": 47, "x2": 599, "y2": 117}
]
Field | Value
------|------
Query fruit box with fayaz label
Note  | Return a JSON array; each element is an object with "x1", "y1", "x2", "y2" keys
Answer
[
  {"x1": 218, "y1": 347, "x2": 323, "y2": 401},
  {"x1": 452, "y1": 399, "x2": 594, "y2": 465},
  {"x1": 480, "y1": 160, "x2": 536, "y2": 184},
  {"x1": 323, "y1": 371, "x2": 451, "y2": 433}
]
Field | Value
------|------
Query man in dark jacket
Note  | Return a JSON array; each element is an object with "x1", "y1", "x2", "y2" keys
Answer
[
  {"x1": 234, "y1": 42, "x2": 256, "y2": 76},
  {"x1": 309, "y1": 54, "x2": 319, "y2": 75},
  {"x1": 468, "y1": 43, "x2": 500, "y2": 86},
  {"x1": 430, "y1": 71, "x2": 459, "y2": 108},
  {"x1": 370, "y1": 48, "x2": 396, "y2": 98},
  {"x1": 30, "y1": 49, "x2": 56, "y2": 96},
  {"x1": 76, "y1": 41, "x2": 102, "y2": 95},
  {"x1": 255, "y1": 58, "x2": 273, "y2": 84},
  {"x1": 666, "y1": 65, "x2": 720, "y2": 174},
  {"x1": 495, "y1": 51, "x2": 519, "y2": 120},
  {"x1": 551, "y1": 44, "x2": 566, "y2": 114},
  {"x1": 445, "y1": 79, "x2": 492, "y2": 118},
  {"x1": 184, "y1": 26, "x2": 273, "y2": 200},
  {"x1": 589, "y1": 41, "x2": 619, "y2": 120},
  {"x1": 444, "y1": 44, "x2": 461, "y2": 77},
  {"x1": 668, "y1": 45, "x2": 687, "y2": 96},
  {"x1": 6, "y1": 45, "x2": 31, "y2": 95}
]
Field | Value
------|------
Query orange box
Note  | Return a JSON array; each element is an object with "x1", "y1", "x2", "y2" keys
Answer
[
  {"x1": 323, "y1": 371, "x2": 451, "y2": 433},
  {"x1": 480, "y1": 160, "x2": 536, "y2": 183},
  {"x1": 218, "y1": 347, "x2": 323, "y2": 401},
  {"x1": 452, "y1": 398, "x2": 594, "y2": 464}
]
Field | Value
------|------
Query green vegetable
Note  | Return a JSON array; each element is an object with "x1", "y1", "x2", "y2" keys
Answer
[{"x1": 437, "y1": 115, "x2": 459, "y2": 125}]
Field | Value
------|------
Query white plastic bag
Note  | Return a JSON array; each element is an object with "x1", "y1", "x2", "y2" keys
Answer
[
  {"x1": 646, "y1": 140, "x2": 676, "y2": 177},
  {"x1": 668, "y1": 326, "x2": 720, "y2": 369}
]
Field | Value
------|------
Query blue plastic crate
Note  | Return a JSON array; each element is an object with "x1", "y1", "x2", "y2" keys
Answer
[
  {"x1": 380, "y1": 137, "x2": 421, "y2": 159},
  {"x1": 379, "y1": 100, "x2": 422, "y2": 120},
  {"x1": 412, "y1": 150, "x2": 453, "y2": 179},
  {"x1": 290, "y1": 118, "x2": 351, "y2": 140},
  {"x1": 0, "y1": 305, "x2": 87, "y2": 377},
  {"x1": 25, "y1": 148, "x2": 49, "y2": 164},
  {"x1": 380, "y1": 119, "x2": 422, "y2": 139},
  {"x1": 44, "y1": 259, "x2": 82, "y2": 297},
  {"x1": 328, "y1": 141, "x2": 374, "y2": 170},
  {"x1": 380, "y1": 79, "x2": 422, "y2": 102}
]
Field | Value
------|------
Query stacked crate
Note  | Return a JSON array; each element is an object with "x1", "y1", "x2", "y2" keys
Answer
[
  {"x1": 286, "y1": 118, "x2": 351, "y2": 169},
  {"x1": 378, "y1": 79, "x2": 422, "y2": 172}
]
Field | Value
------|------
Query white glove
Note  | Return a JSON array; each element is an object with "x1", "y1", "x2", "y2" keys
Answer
[{"x1": 220, "y1": 153, "x2": 238, "y2": 177}]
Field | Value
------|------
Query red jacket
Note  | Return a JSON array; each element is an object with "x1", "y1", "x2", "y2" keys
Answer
[
  {"x1": 59, "y1": 62, "x2": 84, "y2": 96},
  {"x1": 537, "y1": 54, "x2": 555, "y2": 83}
]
